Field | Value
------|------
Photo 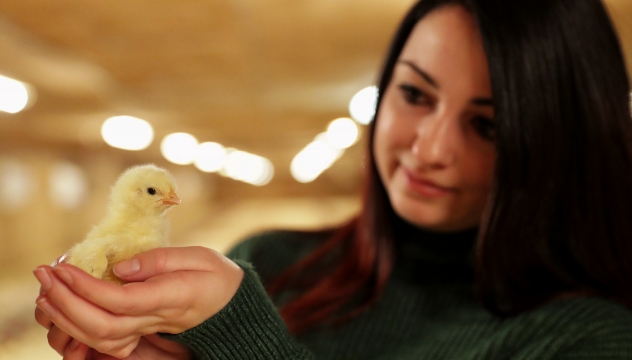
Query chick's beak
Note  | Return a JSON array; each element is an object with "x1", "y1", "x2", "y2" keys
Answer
[{"x1": 161, "y1": 191, "x2": 181, "y2": 206}]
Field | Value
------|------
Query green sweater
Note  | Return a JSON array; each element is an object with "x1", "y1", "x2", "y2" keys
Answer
[{"x1": 165, "y1": 228, "x2": 632, "y2": 359}]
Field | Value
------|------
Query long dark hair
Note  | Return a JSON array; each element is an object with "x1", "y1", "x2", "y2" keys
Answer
[
  {"x1": 268, "y1": 0, "x2": 632, "y2": 334},
  {"x1": 474, "y1": 0, "x2": 632, "y2": 314}
]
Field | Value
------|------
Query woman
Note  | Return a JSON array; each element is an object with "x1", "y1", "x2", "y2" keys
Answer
[{"x1": 34, "y1": 0, "x2": 632, "y2": 358}]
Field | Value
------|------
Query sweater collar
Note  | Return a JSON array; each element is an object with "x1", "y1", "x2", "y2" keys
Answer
[{"x1": 392, "y1": 217, "x2": 478, "y2": 284}]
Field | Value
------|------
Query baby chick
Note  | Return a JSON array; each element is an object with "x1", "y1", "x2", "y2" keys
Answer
[{"x1": 66, "y1": 164, "x2": 180, "y2": 284}]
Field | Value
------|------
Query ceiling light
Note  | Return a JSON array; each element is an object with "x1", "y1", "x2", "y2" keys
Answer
[
  {"x1": 291, "y1": 135, "x2": 343, "y2": 183},
  {"x1": 101, "y1": 116, "x2": 154, "y2": 151},
  {"x1": 161, "y1": 132, "x2": 199, "y2": 165},
  {"x1": 349, "y1": 86, "x2": 378, "y2": 125},
  {"x1": 194, "y1": 142, "x2": 227, "y2": 173},
  {"x1": 49, "y1": 161, "x2": 87, "y2": 210},
  {"x1": 224, "y1": 150, "x2": 274, "y2": 186},
  {"x1": 0, "y1": 74, "x2": 31, "y2": 114},
  {"x1": 0, "y1": 158, "x2": 34, "y2": 212},
  {"x1": 326, "y1": 117, "x2": 359, "y2": 149}
]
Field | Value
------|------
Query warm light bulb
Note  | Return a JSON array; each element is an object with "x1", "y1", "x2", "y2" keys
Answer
[
  {"x1": 101, "y1": 116, "x2": 154, "y2": 151},
  {"x1": 194, "y1": 142, "x2": 227, "y2": 172},
  {"x1": 49, "y1": 162, "x2": 87, "y2": 209},
  {"x1": 224, "y1": 150, "x2": 273, "y2": 186},
  {"x1": 0, "y1": 75, "x2": 30, "y2": 114},
  {"x1": 326, "y1": 117, "x2": 359, "y2": 149},
  {"x1": 349, "y1": 86, "x2": 378, "y2": 125},
  {"x1": 161, "y1": 133, "x2": 198, "y2": 165},
  {"x1": 0, "y1": 158, "x2": 34, "y2": 212},
  {"x1": 291, "y1": 137, "x2": 342, "y2": 183},
  {"x1": 252, "y1": 159, "x2": 274, "y2": 186}
]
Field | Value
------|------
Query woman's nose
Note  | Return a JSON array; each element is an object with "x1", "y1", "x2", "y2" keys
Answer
[{"x1": 411, "y1": 112, "x2": 458, "y2": 169}]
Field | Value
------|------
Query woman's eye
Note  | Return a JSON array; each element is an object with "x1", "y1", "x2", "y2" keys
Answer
[
  {"x1": 471, "y1": 116, "x2": 497, "y2": 141},
  {"x1": 398, "y1": 84, "x2": 428, "y2": 105},
  {"x1": 147, "y1": 187, "x2": 157, "y2": 195}
]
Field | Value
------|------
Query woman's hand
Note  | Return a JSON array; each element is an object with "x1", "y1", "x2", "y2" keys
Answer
[
  {"x1": 50, "y1": 333, "x2": 193, "y2": 360},
  {"x1": 33, "y1": 246, "x2": 244, "y2": 359},
  {"x1": 36, "y1": 309, "x2": 192, "y2": 360},
  {"x1": 38, "y1": 327, "x2": 191, "y2": 360}
]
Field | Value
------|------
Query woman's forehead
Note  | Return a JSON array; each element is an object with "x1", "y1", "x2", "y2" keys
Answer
[
  {"x1": 397, "y1": 5, "x2": 491, "y2": 94},
  {"x1": 402, "y1": 6, "x2": 481, "y2": 62}
]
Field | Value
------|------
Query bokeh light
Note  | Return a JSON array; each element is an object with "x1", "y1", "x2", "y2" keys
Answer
[
  {"x1": 224, "y1": 150, "x2": 274, "y2": 186},
  {"x1": 0, "y1": 158, "x2": 35, "y2": 212},
  {"x1": 349, "y1": 86, "x2": 378, "y2": 125},
  {"x1": 49, "y1": 161, "x2": 88, "y2": 210},
  {"x1": 326, "y1": 117, "x2": 359, "y2": 149},
  {"x1": 291, "y1": 134, "x2": 343, "y2": 183},
  {"x1": 101, "y1": 116, "x2": 154, "y2": 151},
  {"x1": 194, "y1": 142, "x2": 227, "y2": 173},
  {"x1": 0, "y1": 75, "x2": 30, "y2": 114},
  {"x1": 161, "y1": 132, "x2": 199, "y2": 165}
]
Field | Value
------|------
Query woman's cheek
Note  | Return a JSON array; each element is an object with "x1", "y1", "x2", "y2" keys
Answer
[
  {"x1": 467, "y1": 154, "x2": 495, "y2": 196},
  {"x1": 373, "y1": 116, "x2": 397, "y2": 176}
]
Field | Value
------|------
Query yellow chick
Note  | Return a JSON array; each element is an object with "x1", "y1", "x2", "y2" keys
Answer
[{"x1": 65, "y1": 164, "x2": 180, "y2": 284}]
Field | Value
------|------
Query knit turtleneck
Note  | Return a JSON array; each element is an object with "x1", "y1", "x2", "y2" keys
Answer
[
  {"x1": 164, "y1": 229, "x2": 632, "y2": 360},
  {"x1": 393, "y1": 217, "x2": 478, "y2": 284}
]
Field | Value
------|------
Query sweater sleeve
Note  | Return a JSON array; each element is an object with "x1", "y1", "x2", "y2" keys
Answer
[
  {"x1": 161, "y1": 259, "x2": 316, "y2": 360},
  {"x1": 554, "y1": 314, "x2": 632, "y2": 360}
]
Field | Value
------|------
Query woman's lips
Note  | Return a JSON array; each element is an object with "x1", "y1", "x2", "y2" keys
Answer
[{"x1": 403, "y1": 169, "x2": 456, "y2": 198}]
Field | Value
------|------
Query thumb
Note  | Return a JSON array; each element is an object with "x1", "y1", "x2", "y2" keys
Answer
[
  {"x1": 113, "y1": 257, "x2": 141, "y2": 279},
  {"x1": 113, "y1": 246, "x2": 229, "y2": 282}
]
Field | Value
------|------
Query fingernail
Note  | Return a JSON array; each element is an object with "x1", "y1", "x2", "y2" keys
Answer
[
  {"x1": 33, "y1": 267, "x2": 52, "y2": 291},
  {"x1": 36, "y1": 297, "x2": 56, "y2": 317},
  {"x1": 36, "y1": 294, "x2": 45, "y2": 303},
  {"x1": 114, "y1": 258, "x2": 140, "y2": 277},
  {"x1": 53, "y1": 267, "x2": 73, "y2": 285}
]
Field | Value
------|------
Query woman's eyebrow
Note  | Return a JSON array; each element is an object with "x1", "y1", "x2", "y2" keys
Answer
[
  {"x1": 397, "y1": 60, "x2": 439, "y2": 89},
  {"x1": 397, "y1": 60, "x2": 493, "y2": 106}
]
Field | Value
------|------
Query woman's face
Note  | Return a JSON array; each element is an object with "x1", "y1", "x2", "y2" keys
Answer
[{"x1": 374, "y1": 5, "x2": 496, "y2": 233}]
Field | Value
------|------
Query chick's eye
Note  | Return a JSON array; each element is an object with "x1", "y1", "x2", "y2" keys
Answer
[{"x1": 147, "y1": 187, "x2": 157, "y2": 195}]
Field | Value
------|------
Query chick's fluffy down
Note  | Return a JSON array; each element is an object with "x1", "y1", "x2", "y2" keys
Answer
[{"x1": 66, "y1": 164, "x2": 180, "y2": 284}]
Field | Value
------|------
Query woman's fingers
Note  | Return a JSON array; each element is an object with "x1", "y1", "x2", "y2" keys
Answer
[
  {"x1": 61, "y1": 339, "x2": 90, "y2": 360},
  {"x1": 44, "y1": 246, "x2": 241, "y2": 319},
  {"x1": 47, "y1": 263, "x2": 173, "y2": 319},
  {"x1": 141, "y1": 333, "x2": 193, "y2": 356},
  {"x1": 113, "y1": 246, "x2": 236, "y2": 282},
  {"x1": 35, "y1": 305, "x2": 53, "y2": 330},
  {"x1": 36, "y1": 267, "x2": 124, "y2": 335},
  {"x1": 53, "y1": 264, "x2": 161, "y2": 339},
  {"x1": 38, "y1": 293, "x2": 140, "y2": 359},
  {"x1": 36, "y1": 295, "x2": 92, "y2": 348},
  {"x1": 47, "y1": 325, "x2": 73, "y2": 356},
  {"x1": 38, "y1": 247, "x2": 240, "y2": 319},
  {"x1": 37, "y1": 268, "x2": 151, "y2": 353},
  {"x1": 38, "y1": 261, "x2": 191, "y2": 335},
  {"x1": 34, "y1": 246, "x2": 244, "y2": 354}
]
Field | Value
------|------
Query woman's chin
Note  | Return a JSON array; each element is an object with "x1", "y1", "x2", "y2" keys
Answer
[{"x1": 390, "y1": 194, "x2": 475, "y2": 233}]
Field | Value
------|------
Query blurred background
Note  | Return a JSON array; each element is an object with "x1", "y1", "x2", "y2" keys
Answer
[{"x1": 0, "y1": 0, "x2": 629, "y2": 358}]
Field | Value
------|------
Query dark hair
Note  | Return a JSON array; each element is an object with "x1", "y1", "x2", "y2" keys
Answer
[
  {"x1": 473, "y1": 0, "x2": 632, "y2": 314},
  {"x1": 268, "y1": 0, "x2": 632, "y2": 333}
]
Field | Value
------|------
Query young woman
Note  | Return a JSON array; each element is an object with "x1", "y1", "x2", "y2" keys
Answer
[{"x1": 34, "y1": 0, "x2": 632, "y2": 358}]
